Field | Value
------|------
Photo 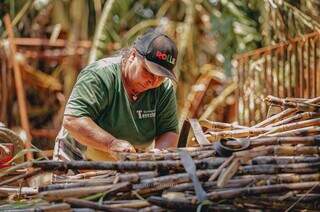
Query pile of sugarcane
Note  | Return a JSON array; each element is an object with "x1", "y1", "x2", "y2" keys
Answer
[{"x1": 0, "y1": 95, "x2": 320, "y2": 211}]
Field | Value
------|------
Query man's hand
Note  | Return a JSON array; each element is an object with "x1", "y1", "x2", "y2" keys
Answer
[{"x1": 108, "y1": 139, "x2": 136, "y2": 153}]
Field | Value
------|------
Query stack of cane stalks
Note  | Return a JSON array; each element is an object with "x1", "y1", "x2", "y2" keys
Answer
[{"x1": 0, "y1": 95, "x2": 319, "y2": 211}]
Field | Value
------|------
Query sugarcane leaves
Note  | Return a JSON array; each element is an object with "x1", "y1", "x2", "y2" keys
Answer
[
  {"x1": 89, "y1": 0, "x2": 117, "y2": 63},
  {"x1": 82, "y1": 191, "x2": 106, "y2": 201},
  {"x1": 196, "y1": 199, "x2": 213, "y2": 212}
]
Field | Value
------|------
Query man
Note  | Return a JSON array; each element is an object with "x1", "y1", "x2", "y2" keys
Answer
[{"x1": 54, "y1": 29, "x2": 179, "y2": 161}]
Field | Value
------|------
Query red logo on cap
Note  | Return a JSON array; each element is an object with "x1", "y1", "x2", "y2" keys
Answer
[{"x1": 156, "y1": 51, "x2": 176, "y2": 65}]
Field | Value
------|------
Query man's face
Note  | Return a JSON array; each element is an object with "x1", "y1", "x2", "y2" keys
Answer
[{"x1": 127, "y1": 50, "x2": 165, "y2": 94}]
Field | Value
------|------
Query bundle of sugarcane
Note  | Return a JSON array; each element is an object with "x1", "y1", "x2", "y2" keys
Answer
[{"x1": 0, "y1": 95, "x2": 319, "y2": 211}]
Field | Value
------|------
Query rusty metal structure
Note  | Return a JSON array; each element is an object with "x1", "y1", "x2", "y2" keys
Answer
[{"x1": 235, "y1": 31, "x2": 320, "y2": 126}]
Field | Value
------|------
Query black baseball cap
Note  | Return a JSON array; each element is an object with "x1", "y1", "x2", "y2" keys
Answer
[{"x1": 134, "y1": 29, "x2": 178, "y2": 82}]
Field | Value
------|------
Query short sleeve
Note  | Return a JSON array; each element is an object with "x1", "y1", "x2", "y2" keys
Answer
[
  {"x1": 64, "y1": 69, "x2": 110, "y2": 121},
  {"x1": 155, "y1": 81, "x2": 178, "y2": 136}
]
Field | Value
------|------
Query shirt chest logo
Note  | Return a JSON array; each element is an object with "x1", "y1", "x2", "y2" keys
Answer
[{"x1": 136, "y1": 109, "x2": 156, "y2": 119}]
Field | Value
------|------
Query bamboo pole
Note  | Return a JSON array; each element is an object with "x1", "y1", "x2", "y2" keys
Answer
[{"x1": 3, "y1": 14, "x2": 32, "y2": 161}]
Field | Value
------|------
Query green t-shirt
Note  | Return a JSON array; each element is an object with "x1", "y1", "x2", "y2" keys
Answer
[{"x1": 57, "y1": 56, "x2": 178, "y2": 150}]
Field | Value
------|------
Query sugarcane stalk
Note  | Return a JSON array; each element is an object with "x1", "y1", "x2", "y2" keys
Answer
[
  {"x1": 270, "y1": 112, "x2": 320, "y2": 127},
  {"x1": 217, "y1": 157, "x2": 241, "y2": 188},
  {"x1": 168, "y1": 178, "x2": 253, "y2": 192},
  {"x1": 222, "y1": 135, "x2": 320, "y2": 150},
  {"x1": 209, "y1": 119, "x2": 320, "y2": 142},
  {"x1": 40, "y1": 179, "x2": 115, "y2": 192},
  {"x1": 207, "y1": 127, "x2": 269, "y2": 142},
  {"x1": 64, "y1": 198, "x2": 136, "y2": 212},
  {"x1": 107, "y1": 200, "x2": 150, "y2": 208},
  {"x1": 266, "y1": 126, "x2": 320, "y2": 137},
  {"x1": 139, "y1": 205, "x2": 165, "y2": 212},
  {"x1": 249, "y1": 193, "x2": 320, "y2": 202},
  {"x1": 256, "y1": 118, "x2": 320, "y2": 138},
  {"x1": 242, "y1": 136, "x2": 320, "y2": 148},
  {"x1": 253, "y1": 96, "x2": 320, "y2": 128},
  {"x1": 235, "y1": 173, "x2": 320, "y2": 184},
  {"x1": 147, "y1": 196, "x2": 197, "y2": 210},
  {"x1": 219, "y1": 144, "x2": 320, "y2": 187},
  {"x1": 0, "y1": 168, "x2": 41, "y2": 186},
  {"x1": 285, "y1": 193, "x2": 320, "y2": 202},
  {"x1": 69, "y1": 170, "x2": 116, "y2": 179},
  {"x1": 133, "y1": 169, "x2": 216, "y2": 195},
  {"x1": 265, "y1": 95, "x2": 320, "y2": 112},
  {"x1": 40, "y1": 171, "x2": 158, "y2": 192},
  {"x1": 0, "y1": 161, "x2": 32, "y2": 179},
  {"x1": 148, "y1": 196, "x2": 240, "y2": 210},
  {"x1": 6, "y1": 203, "x2": 71, "y2": 212},
  {"x1": 122, "y1": 145, "x2": 217, "y2": 160},
  {"x1": 252, "y1": 156, "x2": 320, "y2": 165},
  {"x1": 285, "y1": 97, "x2": 309, "y2": 102},
  {"x1": 209, "y1": 155, "x2": 235, "y2": 182},
  {"x1": 122, "y1": 150, "x2": 216, "y2": 161},
  {"x1": 236, "y1": 197, "x2": 320, "y2": 210},
  {"x1": 32, "y1": 158, "x2": 225, "y2": 172},
  {"x1": 0, "y1": 187, "x2": 38, "y2": 195},
  {"x1": 139, "y1": 169, "x2": 215, "y2": 186},
  {"x1": 38, "y1": 182, "x2": 131, "y2": 201},
  {"x1": 205, "y1": 181, "x2": 320, "y2": 201},
  {"x1": 199, "y1": 119, "x2": 247, "y2": 131},
  {"x1": 239, "y1": 162, "x2": 320, "y2": 175},
  {"x1": 237, "y1": 145, "x2": 320, "y2": 158}
]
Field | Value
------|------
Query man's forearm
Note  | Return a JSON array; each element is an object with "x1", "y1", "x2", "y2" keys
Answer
[
  {"x1": 63, "y1": 115, "x2": 115, "y2": 152},
  {"x1": 155, "y1": 131, "x2": 178, "y2": 149}
]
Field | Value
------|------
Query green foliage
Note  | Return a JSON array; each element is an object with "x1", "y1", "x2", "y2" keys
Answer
[{"x1": 211, "y1": 0, "x2": 262, "y2": 76}]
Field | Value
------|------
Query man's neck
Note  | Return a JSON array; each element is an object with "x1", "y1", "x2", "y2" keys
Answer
[{"x1": 121, "y1": 62, "x2": 140, "y2": 101}]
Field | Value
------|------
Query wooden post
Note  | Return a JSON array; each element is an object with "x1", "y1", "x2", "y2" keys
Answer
[{"x1": 3, "y1": 14, "x2": 33, "y2": 161}]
